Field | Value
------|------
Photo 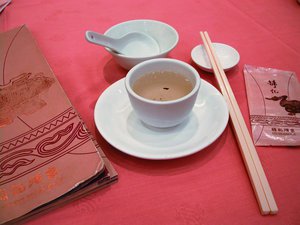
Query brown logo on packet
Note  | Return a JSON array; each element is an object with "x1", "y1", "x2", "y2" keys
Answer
[
  {"x1": 265, "y1": 95, "x2": 300, "y2": 116},
  {"x1": 0, "y1": 72, "x2": 55, "y2": 127}
]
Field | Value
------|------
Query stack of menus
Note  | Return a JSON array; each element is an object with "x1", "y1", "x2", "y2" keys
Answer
[{"x1": 0, "y1": 25, "x2": 118, "y2": 224}]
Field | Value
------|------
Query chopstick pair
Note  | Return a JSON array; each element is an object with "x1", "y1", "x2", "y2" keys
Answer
[{"x1": 199, "y1": 31, "x2": 278, "y2": 215}]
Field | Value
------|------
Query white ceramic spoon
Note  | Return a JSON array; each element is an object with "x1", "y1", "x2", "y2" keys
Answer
[{"x1": 85, "y1": 31, "x2": 160, "y2": 57}]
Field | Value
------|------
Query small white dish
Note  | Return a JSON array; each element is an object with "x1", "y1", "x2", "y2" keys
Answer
[
  {"x1": 94, "y1": 78, "x2": 229, "y2": 160},
  {"x1": 191, "y1": 43, "x2": 240, "y2": 72}
]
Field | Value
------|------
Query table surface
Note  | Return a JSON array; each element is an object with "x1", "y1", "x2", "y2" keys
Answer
[{"x1": 1, "y1": 0, "x2": 300, "y2": 224}]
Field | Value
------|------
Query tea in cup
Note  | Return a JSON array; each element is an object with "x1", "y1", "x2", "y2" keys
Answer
[{"x1": 125, "y1": 58, "x2": 201, "y2": 128}]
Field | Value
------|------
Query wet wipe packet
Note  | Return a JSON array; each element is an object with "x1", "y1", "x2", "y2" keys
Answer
[{"x1": 243, "y1": 65, "x2": 300, "y2": 146}]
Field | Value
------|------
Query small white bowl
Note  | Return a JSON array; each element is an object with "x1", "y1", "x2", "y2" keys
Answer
[
  {"x1": 191, "y1": 43, "x2": 240, "y2": 72},
  {"x1": 104, "y1": 19, "x2": 179, "y2": 70},
  {"x1": 125, "y1": 58, "x2": 201, "y2": 128}
]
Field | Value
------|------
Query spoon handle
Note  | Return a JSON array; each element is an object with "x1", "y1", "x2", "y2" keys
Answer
[{"x1": 85, "y1": 31, "x2": 119, "y2": 53}]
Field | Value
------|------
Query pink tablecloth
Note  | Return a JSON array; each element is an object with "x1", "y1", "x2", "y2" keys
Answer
[{"x1": 1, "y1": 0, "x2": 300, "y2": 224}]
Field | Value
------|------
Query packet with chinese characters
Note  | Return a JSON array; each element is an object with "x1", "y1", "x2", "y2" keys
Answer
[{"x1": 243, "y1": 65, "x2": 300, "y2": 146}]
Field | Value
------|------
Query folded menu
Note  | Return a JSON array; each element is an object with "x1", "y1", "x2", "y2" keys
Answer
[{"x1": 0, "y1": 25, "x2": 117, "y2": 224}]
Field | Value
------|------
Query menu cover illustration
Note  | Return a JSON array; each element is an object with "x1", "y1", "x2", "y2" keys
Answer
[
  {"x1": 0, "y1": 25, "x2": 117, "y2": 224},
  {"x1": 243, "y1": 65, "x2": 300, "y2": 146}
]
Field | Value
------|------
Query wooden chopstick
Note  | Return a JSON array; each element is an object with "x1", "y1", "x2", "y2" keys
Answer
[{"x1": 200, "y1": 31, "x2": 278, "y2": 215}]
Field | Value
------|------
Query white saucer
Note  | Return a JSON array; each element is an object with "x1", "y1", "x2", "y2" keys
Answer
[
  {"x1": 94, "y1": 78, "x2": 229, "y2": 160},
  {"x1": 191, "y1": 43, "x2": 240, "y2": 72}
]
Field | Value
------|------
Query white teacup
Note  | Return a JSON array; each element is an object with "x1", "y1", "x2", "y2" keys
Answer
[{"x1": 125, "y1": 58, "x2": 201, "y2": 128}]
